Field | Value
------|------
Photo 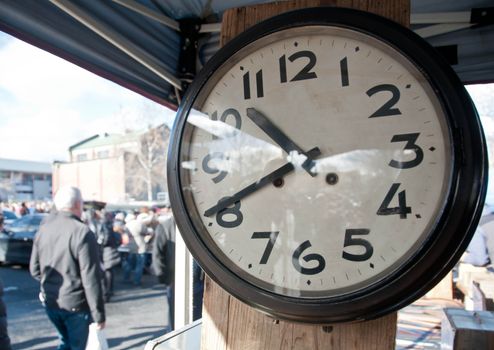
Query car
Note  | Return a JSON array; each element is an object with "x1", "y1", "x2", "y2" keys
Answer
[
  {"x1": 2, "y1": 209, "x2": 19, "y2": 228},
  {"x1": 0, "y1": 213, "x2": 47, "y2": 265}
]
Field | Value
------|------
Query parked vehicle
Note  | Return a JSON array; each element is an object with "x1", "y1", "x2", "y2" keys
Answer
[
  {"x1": 2, "y1": 209, "x2": 19, "y2": 228},
  {"x1": 0, "y1": 213, "x2": 47, "y2": 265}
]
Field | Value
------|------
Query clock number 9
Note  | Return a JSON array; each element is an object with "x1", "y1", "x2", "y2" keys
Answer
[
  {"x1": 389, "y1": 133, "x2": 423, "y2": 169},
  {"x1": 202, "y1": 152, "x2": 228, "y2": 183},
  {"x1": 342, "y1": 229, "x2": 373, "y2": 261},
  {"x1": 216, "y1": 197, "x2": 243, "y2": 228},
  {"x1": 210, "y1": 108, "x2": 242, "y2": 140},
  {"x1": 292, "y1": 240, "x2": 326, "y2": 275}
]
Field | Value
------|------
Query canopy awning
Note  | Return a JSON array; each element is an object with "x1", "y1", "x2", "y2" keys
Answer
[{"x1": 1, "y1": 0, "x2": 492, "y2": 108}]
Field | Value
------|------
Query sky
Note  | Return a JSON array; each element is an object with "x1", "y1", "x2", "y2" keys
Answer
[
  {"x1": 0, "y1": 32, "x2": 176, "y2": 163},
  {"x1": 0, "y1": 31, "x2": 493, "y2": 165}
]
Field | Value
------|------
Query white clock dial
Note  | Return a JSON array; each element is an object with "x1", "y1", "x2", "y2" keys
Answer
[{"x1": 179, "y1": 26, "x2": 451, "y2": 298}]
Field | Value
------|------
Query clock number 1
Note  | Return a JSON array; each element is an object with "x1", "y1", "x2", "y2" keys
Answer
[
  {"x1": 292, "y1": 240, "x2": 326, "y2": 275},
  {"x1": 377, "y1": 183, "x2": 412, "y2": 219},
  {"x1": 251, "y1": 231, "x2": 279, "y2": 264}
]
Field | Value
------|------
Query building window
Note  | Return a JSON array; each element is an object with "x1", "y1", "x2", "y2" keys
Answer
[
  {"x1": 77, "y1": 153, "x2": 87, "y2": 161},
  {"x1": 97, "y1": 150, "x2": 110, "y2": 159}
]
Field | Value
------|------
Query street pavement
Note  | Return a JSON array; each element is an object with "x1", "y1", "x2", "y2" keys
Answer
[{"x1": 1, "y1": 263, "x2": 170, "y2": 350}]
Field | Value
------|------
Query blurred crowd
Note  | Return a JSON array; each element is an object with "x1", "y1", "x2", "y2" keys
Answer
[{"x1": 0, "y1": 201, "x2": 53, "y2": 215}]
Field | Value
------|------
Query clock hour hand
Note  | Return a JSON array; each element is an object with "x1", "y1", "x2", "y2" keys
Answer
[
  {"x1": 204, "y1": 147, "x2": 321, "y2": 217},
  {"x1": 246, "y1": 108, "x2": 317, "y2": 177}
]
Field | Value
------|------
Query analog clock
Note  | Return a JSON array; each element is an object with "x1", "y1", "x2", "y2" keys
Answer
[{"x1": 168, "y1": 8, "x2": 487, "y2": 323}]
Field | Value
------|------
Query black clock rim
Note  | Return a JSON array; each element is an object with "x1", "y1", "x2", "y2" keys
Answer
[{"x1": 167, "y1": 7, "x2": 487, "y2": 323}]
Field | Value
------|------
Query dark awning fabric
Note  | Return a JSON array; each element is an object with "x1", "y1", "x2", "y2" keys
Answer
[{"x1": 0, "y1": 0, "x2": 492, "y2": 108}]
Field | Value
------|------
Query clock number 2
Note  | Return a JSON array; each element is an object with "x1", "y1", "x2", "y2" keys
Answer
[
  {"x1": 367, "y1": 84, "x2": 402, "y2": 118},
  {"x1": 216, "y1": 197, "x2": 243, "y2": 228},
  {"x1": 279, "y1": 50, "x2": 318, "y2": 83},
  {"x1": 292, "y1": 240, "x2": 326, "y2": 275},
  {"x1": 377, "y1": 183, "x2": 412, "y2": 219},
  {"x1": 251, "y1": 231, "x2": 279, "y2": 264}
]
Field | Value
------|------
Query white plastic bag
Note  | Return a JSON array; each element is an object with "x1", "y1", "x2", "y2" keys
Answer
[{"x1": 85, "y1": 323, "x2": 109, "y2": 350}]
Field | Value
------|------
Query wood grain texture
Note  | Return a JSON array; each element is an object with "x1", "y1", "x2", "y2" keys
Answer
[
  {"x1": 201, "y1": 1, "x2": 409, "y2": 348},
  {"x1": 221, "y1": 0, "x2": 410, "y2": 45}
]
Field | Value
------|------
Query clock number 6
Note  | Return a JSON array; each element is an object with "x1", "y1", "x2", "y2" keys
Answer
[
  {"x1": 292, "y1": 240, "x2": 326, "y2": 275},
  {"x1": 251, "y1": 231, "x2": 279, "y2": 264},
  {"x1": 377, "y1": 183, "x2": 412, "y2": 219},
  {"x1": 389, "y1": 133, "x2": 423, "y2": 169},
  {"x1": 216, "y1": 197, "x2": 243, "y2": 228},
  {"x1": 342, "y1": 229, "x2": 374, "y2": 261}
]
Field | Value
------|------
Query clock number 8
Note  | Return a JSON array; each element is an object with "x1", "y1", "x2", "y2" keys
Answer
[
  {"x1": 292, "y1": 240, "x2": 326, "y2": 275},
  {"x1": 216, "y1": 197, "x2": 243, "y2": 228}
]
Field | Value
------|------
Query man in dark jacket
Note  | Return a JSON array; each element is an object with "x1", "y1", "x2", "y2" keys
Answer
[{"x1": 30, "y1": 186, "x2": 105, "y2": 350}]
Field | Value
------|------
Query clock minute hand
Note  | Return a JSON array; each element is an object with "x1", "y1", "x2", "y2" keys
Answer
[
  {"x1": 204, "y1": 147, "x2": 321, "y2": 217},
  {"x1": 246, "y1": 108, "x2": 317, "y2": 177}
]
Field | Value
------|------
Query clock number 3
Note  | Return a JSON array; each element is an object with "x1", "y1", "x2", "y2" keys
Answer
[
  {"x1": 377, "y1": 183, "x2": 412, "y2": 219},
  {"x1": 292, "y1": 240, "x2": 326, "y2": 275},
  {"x1": 216, "y1": 197, "x2": 243, "y2": 228},
  {"x1": 389, "y1": 133, "x2": 424, "y2": 169}
]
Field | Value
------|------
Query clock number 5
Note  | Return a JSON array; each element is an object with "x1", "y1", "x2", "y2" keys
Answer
[
  {"x1": 389, "y1": 133, "x2": 424, "y2": 169},
  {"x1": 292, "y1": 240, "x2": 326, "y2": 275},
  {"x1": 377, "y1": 183, "x2": 412, "y2": 219},
  {"x1": 216, "y1": 197, "x2": 243, "y2": 228},
  {"x1": 342, "y1": 229, "x2": 373, "y2": 261},
  {"x1": 251, "y1": 231, "x2": 279, "y2": 264}
]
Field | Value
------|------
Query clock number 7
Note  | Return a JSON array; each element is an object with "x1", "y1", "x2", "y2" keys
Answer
[
  {"x1": 377, "y1": 183, "x2": 412, "y2": 219},
  {"x1": 251, "y1": 231, "x2": 279, "y2": 264}
]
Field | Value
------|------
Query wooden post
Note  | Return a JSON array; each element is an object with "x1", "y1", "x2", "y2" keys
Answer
[{"x1": 201, "y1": 1, "x2": 410, "y2": 349}]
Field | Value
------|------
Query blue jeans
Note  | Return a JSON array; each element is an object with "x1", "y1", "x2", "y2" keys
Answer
[
  {"x1": 123, "y1": 253, "x2": 145, "y2": 285},
  {"x1": 45, "y1": 307, "x2": 91, "y2": 350}
]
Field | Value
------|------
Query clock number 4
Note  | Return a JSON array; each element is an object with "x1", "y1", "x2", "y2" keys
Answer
[
  {"x1": 377, "y1": 183, "x2": 412, "y2": 219},
  {"x1": 251, "y1": 231, "x2": 279, "y2": 264},
  {"x1": 292, "y1": 240, "x2": 326, "y2": 275},
  {"x1": 279, "y1": 50, "x2": 318, "y2": 83}
]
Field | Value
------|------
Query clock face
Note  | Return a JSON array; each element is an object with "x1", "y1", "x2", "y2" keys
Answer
[
  {"x1": 169, "y1": 8, "x2": 486, "y2": 322},
  {"x1": 179, "y1": 26, "x2": 451, "y2": 298}
]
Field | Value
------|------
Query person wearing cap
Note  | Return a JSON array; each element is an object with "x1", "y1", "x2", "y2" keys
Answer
[{"x1": 30, "y1": 186, "x2": 105, "y2": 350}]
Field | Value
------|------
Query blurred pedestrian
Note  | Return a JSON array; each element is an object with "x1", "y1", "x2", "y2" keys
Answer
[
  {"x1": 152, "y1": 212, "x2": 175, "y2": 333},
  {"x1": 30, "y1": 186, "x2": 105, "y2": 350},
  {"x1": 0, "y1": 214, "x2": 12, "y2": 350},
  {"x1": 98, "y1": 212, "x2": 121, "y2": 302},
  {"x1": 123, "y1": 213, "x2": 143, "y2": 285}
]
